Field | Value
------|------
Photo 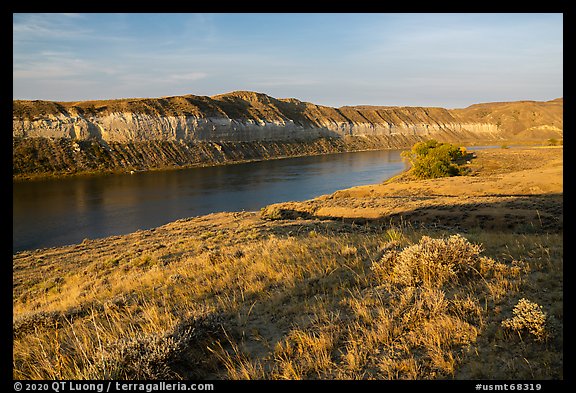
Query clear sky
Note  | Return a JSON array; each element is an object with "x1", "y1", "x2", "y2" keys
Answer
[{"x1": 13, "y1": 13, "x2": 563, "y2": 108}]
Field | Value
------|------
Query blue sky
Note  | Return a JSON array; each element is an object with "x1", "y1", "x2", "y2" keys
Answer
[{"x1": 13, "y1": 13, "x2": 563, "y2": 108}]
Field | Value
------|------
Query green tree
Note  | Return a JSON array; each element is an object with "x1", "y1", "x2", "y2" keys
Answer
[{"x1": 402, "y1": 139, "x2": 466, "y2": 179}]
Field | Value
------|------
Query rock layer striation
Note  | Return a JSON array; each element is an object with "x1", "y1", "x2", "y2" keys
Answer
[{"x1": 13, "y1": 92, "x2": 562, "y2": 179}]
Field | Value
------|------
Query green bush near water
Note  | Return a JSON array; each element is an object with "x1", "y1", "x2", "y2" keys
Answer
[{"x1": 402, "y1": 139, "x2": 467, "y2": 179}]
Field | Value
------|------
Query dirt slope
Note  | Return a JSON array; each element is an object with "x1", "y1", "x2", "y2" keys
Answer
[{"x1": 13, "y1": 146, "x2": 563, "y2": 380}]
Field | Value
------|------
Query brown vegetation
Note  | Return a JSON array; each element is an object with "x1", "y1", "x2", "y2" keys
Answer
[
  {"x1": 13, "y1": 146, "x2": 562, "y2": 380},
  {"x1": 13, "y1": 135, "x2": 424, "y2": 181}
]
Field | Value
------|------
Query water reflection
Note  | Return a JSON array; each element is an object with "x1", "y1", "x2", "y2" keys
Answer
[{"x1": 13, "y1": 149, "x2": 406, "y2": 252}]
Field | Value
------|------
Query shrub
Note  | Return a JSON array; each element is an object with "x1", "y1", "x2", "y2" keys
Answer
[
  {"x1": 546, "y1": 138, "x2": 562, "y2": 146},
  {"x1": 373, "y1": 234, "x2": 484, "y2": 288},
  {"x1": 88, "y1": 314, "x2": 225, "y2": 379},
  {"x1": 260, "y1": 204, "x2": 312, "y2": 220},
  {"x1": 92, "y1": 331, "x2": 182, "y2": 379},
  {"x1": 501, "y1": 298, "x2": 548, "y2": 341},
  {"x1": 401, "y1": 140, "x2": 466, "y2": 179},
  {"x1": 260, "y1": 205, "x2": 284, "y2": 220}
]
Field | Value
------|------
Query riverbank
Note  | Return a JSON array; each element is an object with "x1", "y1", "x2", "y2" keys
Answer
[
  {"x1": 13, "y1": 146, "x2": 562, "y2": 380},
  {"x1": 261, "y1": 146, "x2": 563, "y2": 230},
  {"x1": 13, "y1": 135, "x2": 424, "y2": 181},
  {"x1": 14, "y1": 149, "x2": 408, "y2": 252},
  {"x1": 12, "y1": 133, "x2": 557, "y2": 182}
]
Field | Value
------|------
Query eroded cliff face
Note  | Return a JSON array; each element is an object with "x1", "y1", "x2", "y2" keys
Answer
[
  {"x1": 13, "y1": 113, "x2": 504, "y2": 142},
  {"x1": 12, "y1": 135, "x2": 426, "y2": 180},
  {"x1": 12, "y1": 92, "x2": 563, "y2": 179},
  {"x1": 15, "y1": 90, "x2": 552, "y2": 143},
  {"x1": 13, "y1": 113, "x2": 337, "y2": 142}
]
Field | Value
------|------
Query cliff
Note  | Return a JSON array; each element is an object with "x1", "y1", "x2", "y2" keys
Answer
[
  {"x1": 13, "y1": 135, "x2": 429, "y2": 180},
  {"x1": 15, "y1": 91, "x2": 563, "y2": 142},
  {"x1": 12, "y1": 92, "x2": 563, "y2": 179}
]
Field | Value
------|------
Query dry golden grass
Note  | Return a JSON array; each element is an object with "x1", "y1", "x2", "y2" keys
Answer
[
  {"x1": 13, "y1": 147, "x2": 562, "y2": 380},
  {"x1": 13, "y1": 227, "x2": 562, "y2": 380}
]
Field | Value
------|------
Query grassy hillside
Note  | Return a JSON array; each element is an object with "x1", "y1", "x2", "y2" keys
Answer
[
  {"x1": 452, "y1": 98, "x2": 563, "y2": 138},
  {"x1": 13, "y1": 146, "x2": 562, "y2": 380}
]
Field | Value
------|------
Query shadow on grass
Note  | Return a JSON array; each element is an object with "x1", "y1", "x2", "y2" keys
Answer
[
  {"x1": 262, "y1": 193, "x2": 562, "y2": 235},
  {"x1": 13, "y1": 192, "x2": 563, "y2": 379}
]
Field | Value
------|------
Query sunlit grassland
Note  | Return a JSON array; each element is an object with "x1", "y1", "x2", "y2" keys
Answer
[{"x1": 13, "y1": 222, "x2": 562, "y2": 380}]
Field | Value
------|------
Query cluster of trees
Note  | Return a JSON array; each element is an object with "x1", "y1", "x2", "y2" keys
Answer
[{"x1": 401, "y1": 139, "x2": 468, "y2": 179}]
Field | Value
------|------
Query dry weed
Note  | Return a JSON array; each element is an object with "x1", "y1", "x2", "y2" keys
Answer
[{"x1": 501, "y1": 298, "x2": 548, "y2": 341}]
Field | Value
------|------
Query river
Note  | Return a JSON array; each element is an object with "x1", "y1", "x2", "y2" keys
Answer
[{"x1": 13, "y1": 149, "x2": 407, "y2": 252}]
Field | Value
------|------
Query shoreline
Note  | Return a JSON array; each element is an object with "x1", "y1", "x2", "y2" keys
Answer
[
  {"x1": 12, "y1": 135, "x2": 421, "y2": 182},
  {"x1": 13, "y1": 151, "x2": 411, "y2": 255},
  {"x1": 12, "y1": 136, "x2": 556, "y2": 182},
  {"x1": 12, "y1": 144, "x2": 408, "y2": 183},
  {"x1": 13, "y1": 145, "x2": 561, "y2": 257},
  {"x1": 12, "y1": 145, "x2": 563, "y2": 380}
]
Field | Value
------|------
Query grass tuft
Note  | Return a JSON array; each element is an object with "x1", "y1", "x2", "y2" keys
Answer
[{"x1": 13, "y1": 227, "x2": 561, "y2": 380}]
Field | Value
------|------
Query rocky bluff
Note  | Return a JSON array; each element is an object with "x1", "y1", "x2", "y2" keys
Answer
[{"x1": 13, "y1": 92, "x2": 562, "y2": 179}]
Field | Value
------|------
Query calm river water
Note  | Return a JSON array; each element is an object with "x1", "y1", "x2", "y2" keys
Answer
[{"x1": 13, "y1": 149, "x2": 407, "y2": 252}]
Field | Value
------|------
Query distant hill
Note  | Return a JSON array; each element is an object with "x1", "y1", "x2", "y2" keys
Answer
[
  {"x1": 12, "y1": 92, "x2": 562, "y2": 179},
  {"x1": 452, "y1": 98, "x2": 563, "y2": 139},
  {"x1": 13, "y1": 92, "x2": 562, "y2": 142}
]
